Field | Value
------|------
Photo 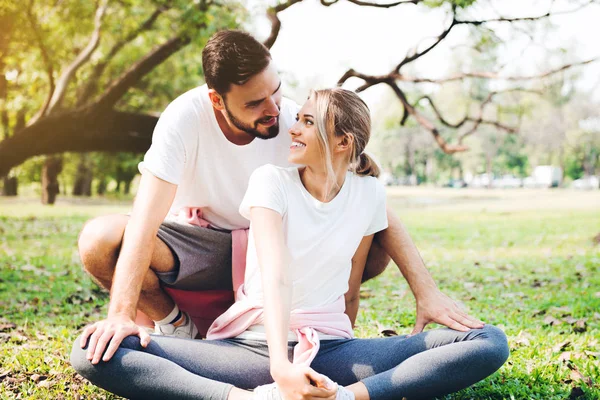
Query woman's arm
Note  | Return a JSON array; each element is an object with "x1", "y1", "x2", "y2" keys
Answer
[
  {"x1": 345, "y1": 234, "x2": 375, "y2": 327},
  {"x1": 250, "y1": 207, "x2": 336, "y2": 399},
  {"x1": 250, "y1": 207, "x2": 292, "y2": 370}
]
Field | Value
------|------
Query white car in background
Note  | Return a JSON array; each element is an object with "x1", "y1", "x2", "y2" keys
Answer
[
  {"x1": 492, "y1": 175, "x2": 523, "y2": 189},
  {"x1": 468, "y1": 173, "x2": 493, "y2": 188},
  {"x1": 572, "y1": 176, "x2": 599, "y2": 190},
  {"x1": 523, "y1": 166, "x2": 563, "y2": 188}
]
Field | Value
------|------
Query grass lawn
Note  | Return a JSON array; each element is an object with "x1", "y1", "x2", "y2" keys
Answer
[{"x1": 1, "y1": 189, "x2": 599, "y2": 399}]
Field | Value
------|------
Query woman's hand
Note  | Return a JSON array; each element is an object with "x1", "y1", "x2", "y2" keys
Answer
[{"x1": 272, "y1": 362, "x2": 337, "y2": 400}]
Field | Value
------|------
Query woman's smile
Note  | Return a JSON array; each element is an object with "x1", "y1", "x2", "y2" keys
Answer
[{"x1": 290, "y1": 140, "x2": 306, "y2": 150}]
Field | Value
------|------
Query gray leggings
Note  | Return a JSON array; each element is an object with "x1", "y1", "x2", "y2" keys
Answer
[{"x1": 70, "y1": 324, "x2": 509, "y2": 400}]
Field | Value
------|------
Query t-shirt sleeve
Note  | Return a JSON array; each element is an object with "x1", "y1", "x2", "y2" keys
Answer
[
  {"x1": 365, "y1": 179, "x2": 388, "y2": 236},
  {"x1": 239, "y1": 165, "x2": 287, "y2": 220},
  {"x1": 137, "y1": 100, "x2": 191, "y2": 185}
]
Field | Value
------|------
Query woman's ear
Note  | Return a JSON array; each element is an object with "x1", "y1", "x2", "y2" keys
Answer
[
  {"x1": 208, "y1": 89, "x2": 225, "y2": 111},
  {"x1": 335, "y1": 133, "x2": 354, "y2": 153}
]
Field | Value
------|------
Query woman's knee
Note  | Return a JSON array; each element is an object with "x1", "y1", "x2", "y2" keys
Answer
[
  {"x1": 479, "y1": 324, "x2": 510, "y2": 368},
  {"x1": 70, "y1": 335, "x2": 94, "y2": 378},
  {"x1": 70, "y1": 334, "x2": 142, "y2": 377}
]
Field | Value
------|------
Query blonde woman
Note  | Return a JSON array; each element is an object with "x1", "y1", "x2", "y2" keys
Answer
[{"x1": 71, "y1": 88, "x2": 508, "y2": 400}]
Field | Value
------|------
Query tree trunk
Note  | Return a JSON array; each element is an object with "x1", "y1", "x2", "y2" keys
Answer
[
  {"x1": 486, "y1": 153, "x2": 493, "y2": 189},
  {"x1": 2, "y1": 176, "x2": 17, "y2": 196},
  {"x1": 404, "y1": 134, "x2": 414, "y2": 176},
  {"x1": 425, "y1": 156, "x2": 434, "y2": 183},
  {"x1": 41, "y1": 155, "x2": 63, "y2": 205},
  {"x1": 1, "y1": 107, "x2": 23, "y2": 196},
  {"x1": 124, "y1": 179, "x2": 132, "y2": 195},
  {"x1": 73, "y1": 154, "x2": 93, "y2": 196},
  {"x1": 97, "y1": 178, "x2": 107, "y2": 195}
]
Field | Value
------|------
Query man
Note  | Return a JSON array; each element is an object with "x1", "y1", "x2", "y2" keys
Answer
[{"x1": 78, "y1": 29, "x2": 483, "y2": 365}]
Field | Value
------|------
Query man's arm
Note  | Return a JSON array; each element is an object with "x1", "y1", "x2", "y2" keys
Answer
[
  {"x1": 81, "y1": 171, "x2": 177, "y2": 364},
  {"x1": 345, "y1": 235, "x2": 375, "y2": 327},
  {"x1": 377, "y1": 208, "x2": 484, "y2": 334}
]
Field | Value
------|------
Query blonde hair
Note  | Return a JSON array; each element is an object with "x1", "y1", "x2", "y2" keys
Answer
[{"x1": 311, "y1": 88, "x2": 380, "y2": 194}]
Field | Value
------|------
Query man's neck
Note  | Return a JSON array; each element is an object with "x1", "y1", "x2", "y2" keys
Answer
[{"x1": 212, "y1": 107, "x2": 255, "y2": 146}]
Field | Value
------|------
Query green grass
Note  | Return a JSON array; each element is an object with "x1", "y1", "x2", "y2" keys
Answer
[{"x1": 1, "y1": 190, "x2": 599, "y2": 399}]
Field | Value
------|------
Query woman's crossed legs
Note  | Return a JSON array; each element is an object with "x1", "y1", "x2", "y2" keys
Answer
[{"x1": 70, "y1": 324, "x2": 508, "y2": 400}]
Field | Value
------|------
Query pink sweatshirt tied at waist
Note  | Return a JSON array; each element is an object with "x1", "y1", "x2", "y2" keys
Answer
[{"x1": 207, "y1": 287, "x2": 353, "y2": 366}]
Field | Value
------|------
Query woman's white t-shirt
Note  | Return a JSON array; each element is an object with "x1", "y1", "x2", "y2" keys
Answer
[{"x1": 239, "y1": 164, "x2": 388, "y2": 312}]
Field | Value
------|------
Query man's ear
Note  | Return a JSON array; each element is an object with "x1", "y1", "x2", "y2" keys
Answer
[{"x1": 208, "y1": 89, "x2": 225, "y2": 111}]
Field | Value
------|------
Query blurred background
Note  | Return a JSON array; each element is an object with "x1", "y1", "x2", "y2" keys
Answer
[
  {"x1": 0, "y1": 0, "x2": 599, "y2": 399},
  {"x1": 0, "y1": 0, "x2": 599, "y2": 200}
]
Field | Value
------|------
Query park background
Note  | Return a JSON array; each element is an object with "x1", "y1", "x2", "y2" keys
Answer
[{"x1": 0, "y1": 0, "x2": 599, "y2": 398}]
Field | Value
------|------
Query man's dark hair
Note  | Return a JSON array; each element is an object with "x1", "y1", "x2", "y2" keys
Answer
[{"x1": 202, "y1": 30, "x2": 272, "y2": 96}]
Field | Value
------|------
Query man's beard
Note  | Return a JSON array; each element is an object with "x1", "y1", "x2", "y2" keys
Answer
[{"x1": 224, "y1": 101, "x2": 280, "y2": 140}]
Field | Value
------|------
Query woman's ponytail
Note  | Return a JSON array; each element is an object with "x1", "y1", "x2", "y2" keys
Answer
[{"x1": 355, "y1": 152, "x2": 380, "y2": 178}]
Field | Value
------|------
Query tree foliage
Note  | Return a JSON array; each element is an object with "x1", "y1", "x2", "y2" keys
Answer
[{"x1": 1, "y1": 0, "x2": 599, "y2": 197}]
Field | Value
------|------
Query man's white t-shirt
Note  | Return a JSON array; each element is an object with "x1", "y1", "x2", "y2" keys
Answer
[
  {"x1": 239, "y1": 164, "x2": 388, "y2": 311},
  {"x1": 139, "y1": 84, "x2": 298, "y2": 230}
]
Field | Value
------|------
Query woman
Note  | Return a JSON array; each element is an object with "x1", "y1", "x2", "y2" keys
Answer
[{"x1": 71, "y1": 88, "x2": 508, "y2": 400}]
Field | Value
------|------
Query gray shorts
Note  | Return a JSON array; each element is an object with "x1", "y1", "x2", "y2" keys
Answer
[{"x1": 154, "y1": 219, "x2": 233, "y2": 291}]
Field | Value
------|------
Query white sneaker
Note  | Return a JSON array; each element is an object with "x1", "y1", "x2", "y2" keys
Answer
[
  {"x1": 154, "y1": 311, "x2": 198, "y2": 339},
  {"x1": 336, "y1": 385, "x2": 355, "y2": 400},
  {"x1": 252, "y1": 383, "x2": 282, "y2": 400},
  {"x1": 253, "y1": 381, "x2": 354, "y2": 400}
]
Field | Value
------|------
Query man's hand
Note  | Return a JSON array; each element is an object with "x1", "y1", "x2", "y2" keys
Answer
[
  {"x1": 272, "y1": 362, "x2": 337, "y2": 400},
  {"x1": 411, "y1": 288, "x2": 484, "y2": 335},
  {"x1": 80, "y1": 314, "x2": 151, "y2": 364}
]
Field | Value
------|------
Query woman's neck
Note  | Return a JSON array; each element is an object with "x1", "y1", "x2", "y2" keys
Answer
[{"x1": 299, "y1": 159, "x2": 349, "y2": 203}]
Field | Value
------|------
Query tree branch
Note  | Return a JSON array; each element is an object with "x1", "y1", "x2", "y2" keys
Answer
[
  {"x1": 337, "y1": 68, "x2": 396, "y2": 89},
  {"x1": 416, "y1": 88, "x2": 538, "y2": 133},
  {"x1": 0, "y1": 109, "x2": 156, "y2": 177},
  {"x1": 264, "y1": 0, "x2": 303, "y2": 49},
  {"x1": 399, "y1": 57, "x2": 600, "y2": 83},
  {"x1": 456, "y1": 0, "x2": 598, "y2": 26},
  {"x1": 1, "y1": 10, "x2": 14, "y2": 142},
  {"x1": 264, "y1": 0, "x2": 423, "y2": 49},
  {"x1": 396, "y1": 9, "x2": 456, "y2": 71},
  {"x1": 94, "y1": 35, "x2": 191, "y2": 111},
  {"x1": 321, "y1": 0, "x2": 422, "y2": 8},
  {"x1": 456, "y1": 88, "x2": 539, "y2": 143},
  {"x1": 45, "y1": 0, "x2": 108, "y2": 115},
  {"x1": 26, "y1": 0, "x2": 56, "y2": 125},
  {"x1": 455, "y1": 12, "x2": 551, "y2": 26},
  {"x1": 416, "y1": 95, "x2": 469, "y2": 129},
  {"x1": 0, "y1": 70, "x2": 8, "y2": 141},
  {"x1": 385, "y1": 80, "x2": 469, "y2": 154},
  {"x1": 77, "y1": 4, "x2": 168, "y2": 105}
]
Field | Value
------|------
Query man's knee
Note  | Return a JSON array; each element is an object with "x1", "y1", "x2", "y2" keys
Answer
[{"x1": 78, "y1": 215, "x2": 128, "y2": 276}]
